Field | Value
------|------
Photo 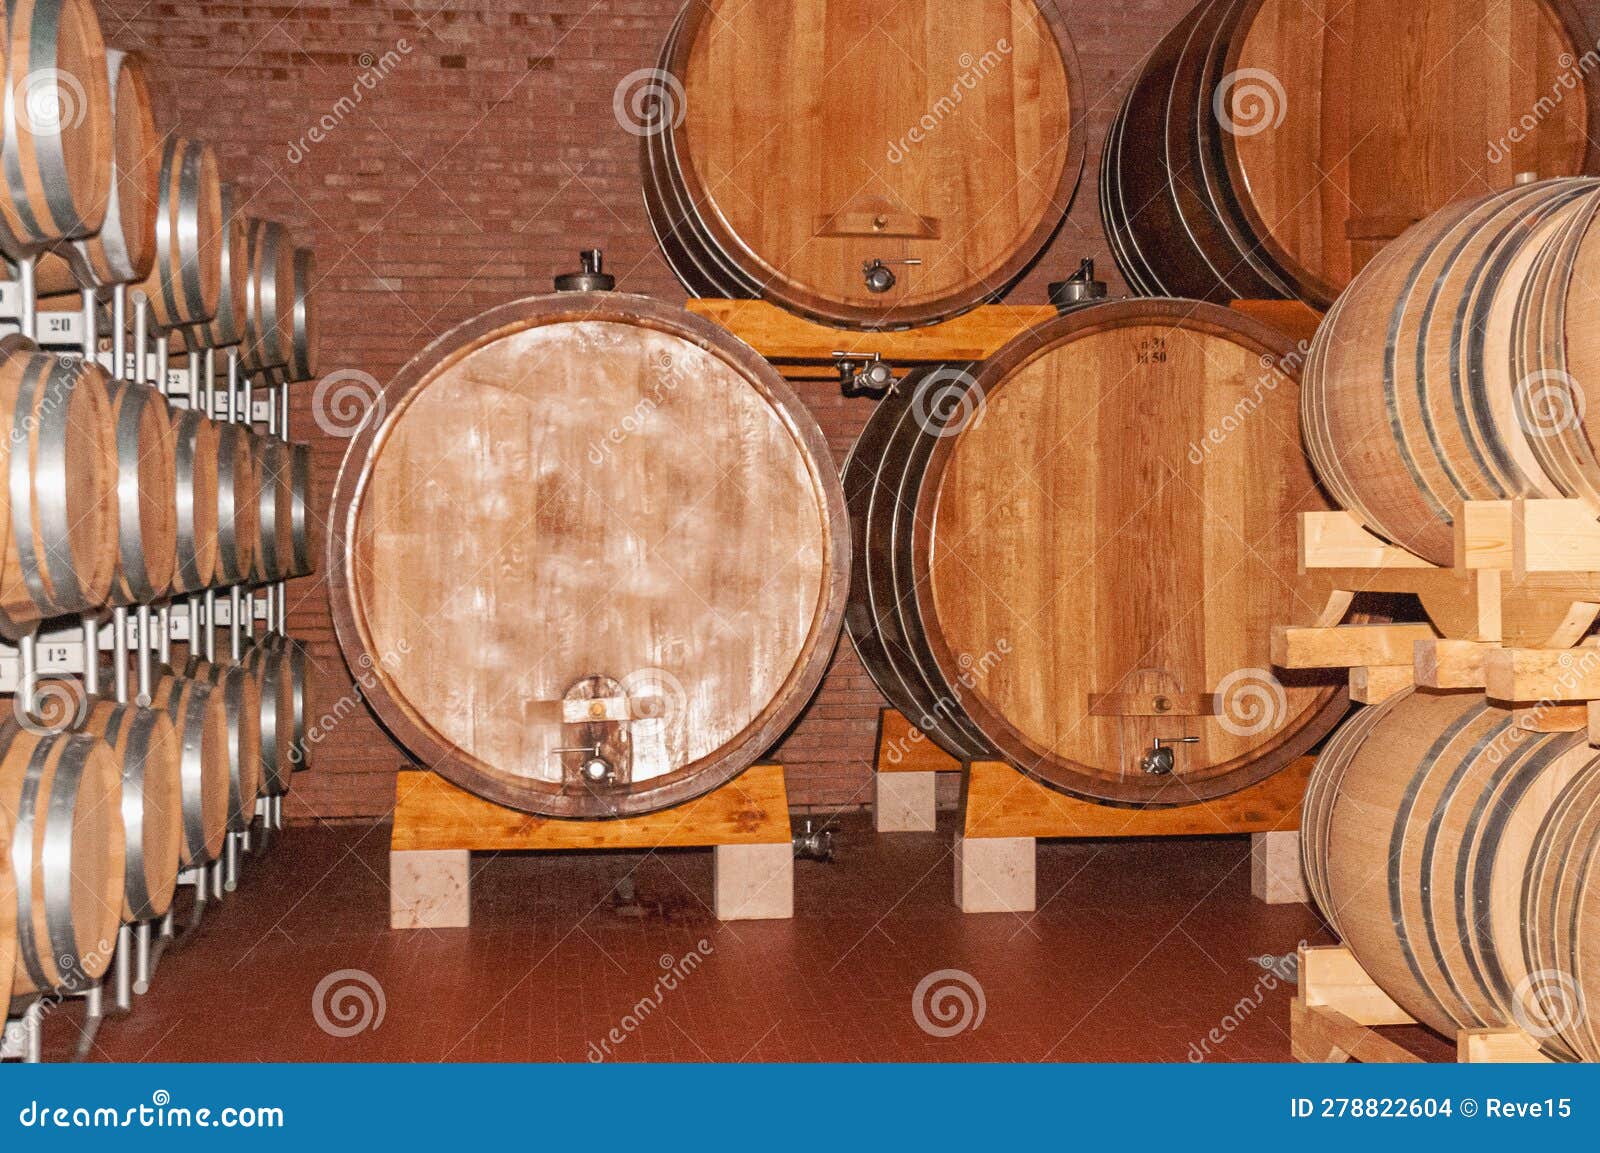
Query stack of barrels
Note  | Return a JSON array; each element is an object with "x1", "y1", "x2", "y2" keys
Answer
[
  {"x1": 1298, "y1": 178, "x2": 1600, "y2": 1058},
  {"x1": 1101, "y1": 0, "x2": 1592, "y2": 307},
  {"x1": 0, "y1": 0, "x2": 319, "y2": 1030}
]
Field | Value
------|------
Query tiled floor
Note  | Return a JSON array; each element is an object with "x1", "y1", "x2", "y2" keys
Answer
[{"x1": 32, "y1": 812, "x2": 1426, "y2": 1063}]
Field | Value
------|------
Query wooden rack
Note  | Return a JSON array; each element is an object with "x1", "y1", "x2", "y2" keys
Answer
[
  {"x1": 1293, "y1": 945, "x2": 1549, "y2": 1063},
  {"x1": 389, "y1": 765, "x2": 796, "y2": 929},
  {"x1": 1274, "y1": 500, "x2": 1600, "y2": 733}
]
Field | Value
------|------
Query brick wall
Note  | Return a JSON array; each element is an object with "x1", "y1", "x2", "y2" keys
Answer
[{"x1": 98, "y1": 0, "x2": 1600, "y2": 820}]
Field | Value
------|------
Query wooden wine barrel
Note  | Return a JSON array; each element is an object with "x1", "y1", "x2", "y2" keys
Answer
[
  {"x1": 169, "y1": 407, "x2": 219, "y2": 594},
  {"x1": 0, "y1": 805, "x2": 13, "y2": 1008},
  {"x1": 285, "y1": 246, "x2": 318, "y2": 381},
  {"x1": 1303, "y1": 178, "x2": 1600, "y2": 565},
  {"x1": 255, "y1": 632, "x2": 311, "y2": 775},
  {"x1": 84, "y1": 697, "x2": 181, "y2": 922},
  {"x1": 1304, "y1": 689, "x2": 1600, "y2": 1060},
  {"x1": 244, "y1": 639, "x2": 296, "y2": 795},
  {"x1": 137, "y1": 137, "x2": 221, "y2": 329},
  {"x1": 34, "y1": 48, "x2": 159, "y2": 295},
  {"x1": 212, "y1": 421, "x2": 258, "y2": 586},
  {"x1": 185, "y1": 182, "x2": 250, "y2": 350},
  {"x1": 1523, "y1": 764, "x2": 1600, "y2": 1061},
  {"x1": 150, "y1": 671, "x2": 228, "y2": 867},
  {"x1": 0, "y1": 347, "x2": 118, "y2": 632},
  {"x1": 0, "y1": 0, "x2": 112, "y2": 253},
  {"x1": 0, "y1": 719, "x2": 124, "y2": 997},
  {"x1": 240, "y1": 219, "x2": 295, "y2": 372},
  {"x1": 253, "y1": 436, "x2": 293, "y2": 583},
  {"x1": 183, "y1": 658, "x2": 261, "y2": 832},
  {"x1": 642, "y1": 0, "x2": 1085, "y2": 330},
  {"x1": 287, "y1": 441, "x2": 313, "y2": 577},
  {"x1": 328, "y1": 292, "x2": 849, "y2": 817},
  {"x1": 848, "y1": 299, "x2": 1347, "y2": 803},
  {"x1": 1101, "y1": 0, "x2": 1591, "y2": 308},
  {"x1": 103, "y1": 378, "x2": 176, "y2": 604}
]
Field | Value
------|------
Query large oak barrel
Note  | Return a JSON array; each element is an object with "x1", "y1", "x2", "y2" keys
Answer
[
  {"x1": 212, "y1": 421, "x2": 258, "y2": 586},
  {"x1": 328, "y1": 292, "x2": 848, "y2": 817},
  {"x1": 150, "y1": 671, "x2": 228, "y2": 867},
  {"x1": 0, "y1": 0, "x2": 112, "y2": 253},
  {"x1": 85, "y1": 698, "x2": 181, "y2": 922},
  {"x1": 183, "y1": 658, "x2": 261, "y2": 832},
  {"x1": 137, "y1": 137, "x2": 221, "y2": 329},
  {"x1": 0, "y1": 805, "x2": 13, "y2": 1008},
  {"x1": 1102, "y1": 0, "x2": 1592, "y2": 308},
  {"x1": 1304, "y1": 689, "x2": 1600, "y2": 1061},
  {"x1": 34, "y1": 48, "x2": 158, "y2": 294},
  {"x1": 103, "y1": 378, "x2": 177, "y2": 605},
  {"x1": 1, "y1": 720, "x2": 124, "y2": 997},
  {"x1": 642, "y1": 0, "x2": 1085, "y2": 330},
  {"x1": 169, "y1": 407, "x2": 219, "y2": 595},
  {"x1": 240, "y1": 219, "x2": 295, "y2": 372},
  {"x1": 0, "y1": 347, "x2": 118, "y2": 633},
  {"x1": 846, "y1": 299, "x2": 1346, "y2": 804},
  {"x1": 1303, "y1": 178, "x2": 1600, "y2": 565}
]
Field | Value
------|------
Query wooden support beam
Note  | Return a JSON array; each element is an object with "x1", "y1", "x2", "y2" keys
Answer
[
  {"x1": 1299, "y1": 945, "x2": 1413, "y2": 1027},
  {"x1": 1453, "y1": 499, "x2": 1514, "y2": 569},
  {"x1": 1299, "y1": 511, "x2": 1433, "y2": 570},
  {"x1": 1272, "y1": 623, "x2": 1437, "y2": 670},
  {"x1": 1484, "y1": 646, "x2": 1600, "y2": 702},
  {"x1": 1349, "y1": 665, "x2": 1413, "y2": 704},
  {"x1": 1413, "y1": 639, "x2": 1493, "y2": 688},
  {"x1": 1515, "y1": 498, "x2": 1600, "y2": 573},
  {"x1": 1514, "y1": 702, "x2": 1590, "y2": 732}
]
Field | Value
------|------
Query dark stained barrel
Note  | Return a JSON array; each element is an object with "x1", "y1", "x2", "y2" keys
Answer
[{"x1": 329, "y1": 292, "x2": 848, "y2": 817}]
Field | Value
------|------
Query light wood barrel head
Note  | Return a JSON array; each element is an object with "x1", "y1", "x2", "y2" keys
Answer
[
  {"x1": 328, "y1": 292, "x2": 849, "y2": 817},
  {"x1": 86, "y1": 697, "x2": 181, "y2": 922},
  {"x1": 1226, "y1": 0, "x2": 1589, "y2": 303},
  {"x1": 912, "y1": 299, "x2": 1346, "y2": 804},
  {"x1": 650, "y1": 0, "x2": 1084, "y2": 329}
]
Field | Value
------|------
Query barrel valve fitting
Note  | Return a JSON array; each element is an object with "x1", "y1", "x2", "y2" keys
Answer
[
  {"x1": 1141, "y1": 736, "x2": 1199, "y2": 776},
  {"x1": 833, "y1": 351, "x2": 894, "y2": 397},
  {"x1": 554, "y1": 744, "x2": 616, "y2": 785},
  {"x1": 862, "y1": 257, "x2": 921, "y2": 294}
]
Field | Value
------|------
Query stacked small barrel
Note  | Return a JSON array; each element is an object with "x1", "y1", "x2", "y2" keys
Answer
[
  {"x1": 1299, "y1": 177, "x2": 1600, "y2": 1060},
  {"x1": 0, "y1": 0, "x2": 318, "y2": 1052}
]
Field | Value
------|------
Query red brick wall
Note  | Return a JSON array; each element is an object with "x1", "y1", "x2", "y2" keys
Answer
[{"x1": 98, "y1": 0, "x2": 1600, "y2": 820}]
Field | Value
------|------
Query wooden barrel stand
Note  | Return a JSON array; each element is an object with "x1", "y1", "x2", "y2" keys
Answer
[{"x1": 388, "y1": 766, "x2": 795, "y2": 929}]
